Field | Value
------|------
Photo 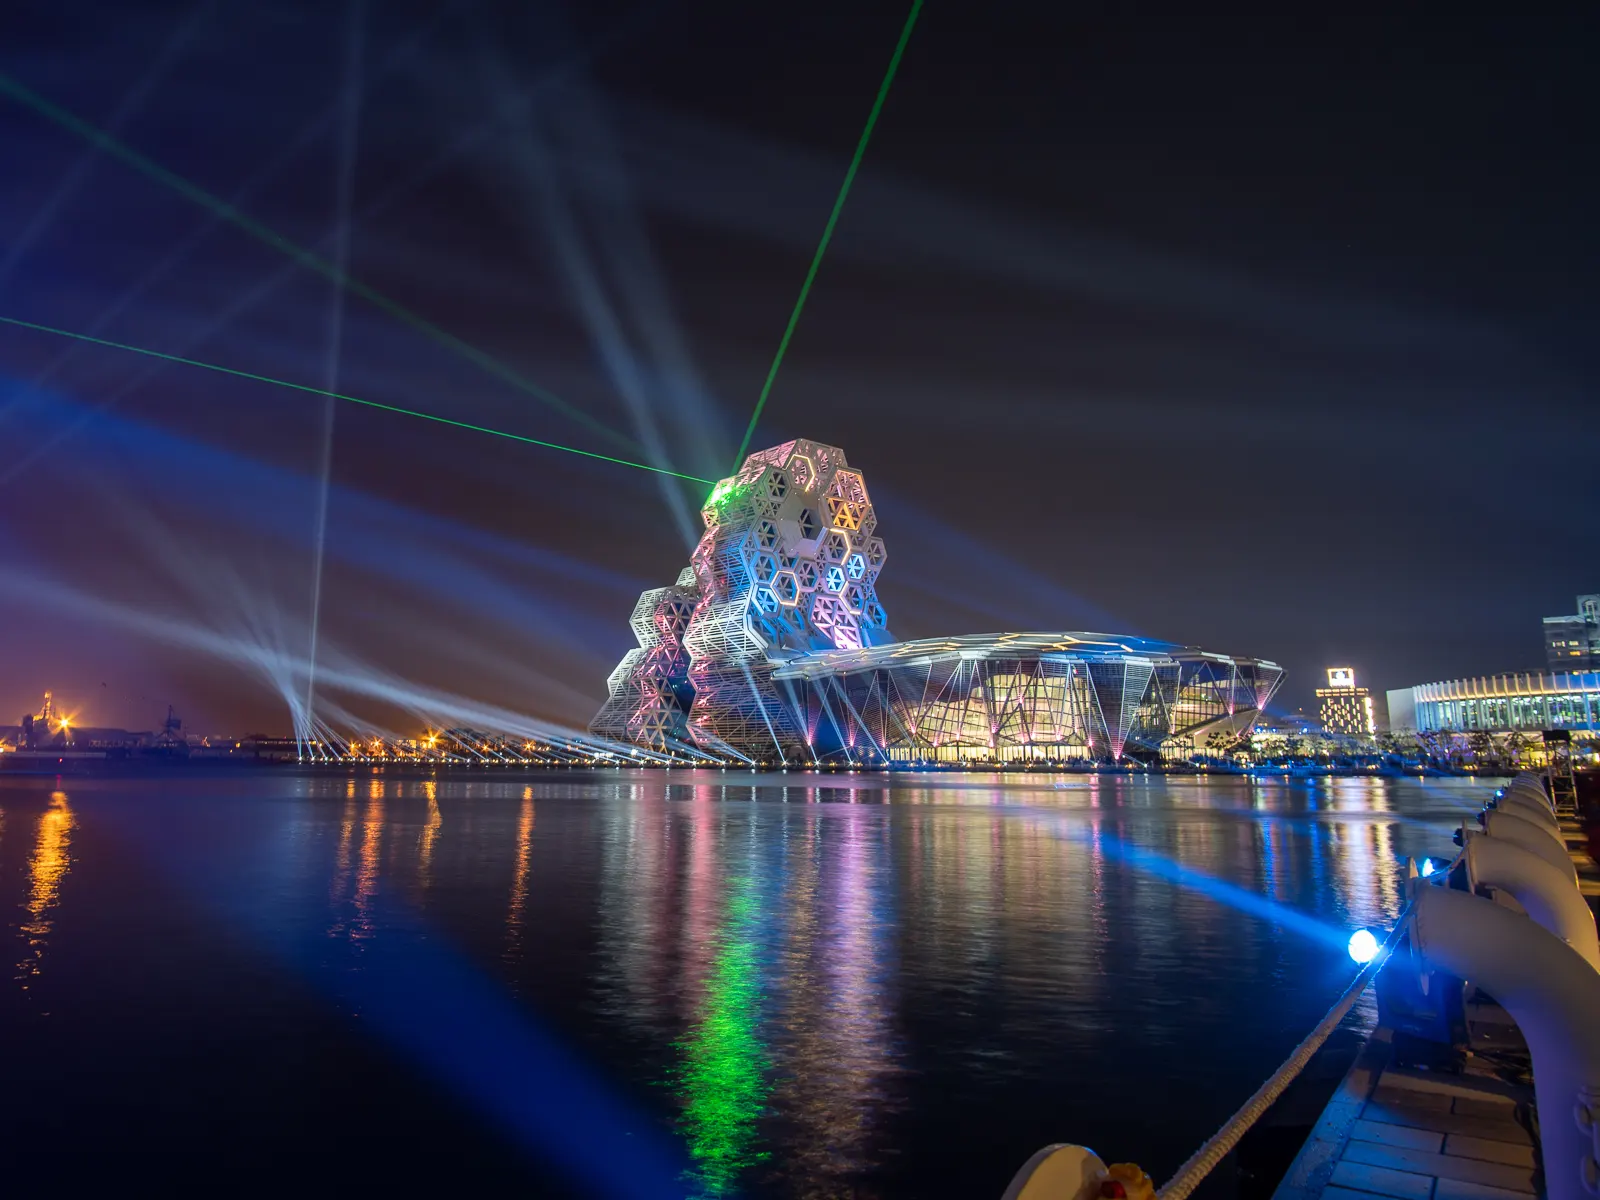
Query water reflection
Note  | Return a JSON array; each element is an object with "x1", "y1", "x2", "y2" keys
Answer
[
  {"x1": 772, "y1": 806, "x2": 898, "y2": 1191},
  {"x1": 353, "y1": 783, "x2": 384, "y2": 941},
  {"x1": 327, "y1": 780, "x2": 385, "y2": 943},
  {"x1": 16, "y1": 790, "x2": 73, "y2": 989},
  {"x1": 0, "y1": 771, "x2": 1475, "y2": 1197},
  {"x1": 505, "y1": 788, "x2": 535, "y2": 955},
  {"x1": 419, "y1": 779, "x2": 442, "y2": 888},
  {"x1": 328, "y1": 786, "x2": 359, "y2": 936},
  {"x1": 677, "y1": 872, "x2": 769, "y2": 1196},
  {"x1": 582, "y1": 774, "x2": 1446, "y2": 1195}
]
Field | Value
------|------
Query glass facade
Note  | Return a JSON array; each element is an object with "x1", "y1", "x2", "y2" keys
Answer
[
  {"x1": 1402, "y1": 672, "x2": 1600, "y2": 733},
  {"x1": 773, "y1": 636, "x2": 1283, "y2": 763}
]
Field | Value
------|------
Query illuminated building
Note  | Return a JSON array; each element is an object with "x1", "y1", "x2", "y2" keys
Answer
[
  {"x1": 1387, "y1": 671, "x2": 1600, "y2": 735},
  {"x1": 1544, "y1": 594, "x2": 1600, "y2": 670},
  {"x1": 1316, "y1": 667, "x2": 1376, "y2": 737},
  {"x1": 772, "y1": 634, "x2": 1283, "y2": 763},
  {"x1": 592, "y1": 439, "x2": 1283, "y2": 762}
]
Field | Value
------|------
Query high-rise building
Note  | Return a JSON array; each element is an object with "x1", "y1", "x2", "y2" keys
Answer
[
  {"x1": 1317, "y1": 667, "x2": 1376, "y2": 737},
  {"x1": 1544, "y1": 595, "x2": 1600, "y2": 670}
]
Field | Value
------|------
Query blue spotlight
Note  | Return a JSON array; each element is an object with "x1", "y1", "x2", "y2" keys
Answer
[
  {"x1": 1420, "y1": 857, "x2": 1436, "y2": 878},
  {"x1": 1347, "y1": 928, "x2": 1379, "y2": 964}
]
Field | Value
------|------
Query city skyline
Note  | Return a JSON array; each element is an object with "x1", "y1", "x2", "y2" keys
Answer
[{"x1": 1, "y1": 3, "x2": 1595, "y2": 737}]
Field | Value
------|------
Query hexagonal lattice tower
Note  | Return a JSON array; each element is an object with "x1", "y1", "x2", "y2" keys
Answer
[
  {"x1": 590, "y1": 440, "x2": 890, "y2": 758},
  {"x1": 683, "y1": 439, "x2": 891, "y2": 755},
  {"x1": 589, "y1": 566, "x2": 699, "y2": 751}
]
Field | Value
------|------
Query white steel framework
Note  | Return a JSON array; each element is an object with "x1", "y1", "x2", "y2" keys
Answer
[{"x1": 592, "y1": 442, "x2": 1283, "y2": 763}]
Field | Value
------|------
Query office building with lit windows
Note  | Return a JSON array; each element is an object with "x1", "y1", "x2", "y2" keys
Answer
[
  {"x1": 1545, "y1": 595, "x2": 1600, "y2": 671},
  {"x1": 593, "y1": 439, "x2": 1284, "y2": 763},
  {"x1": 1316, "y1": 667, "x2": 1376, "y2": 737}
]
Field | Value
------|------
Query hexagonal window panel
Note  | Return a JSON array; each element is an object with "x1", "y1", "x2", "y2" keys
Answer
[
  {"x1": 844, "y1": 583, "x2": 864, "y2": 612},
  {"x1": 752, "y1": 553, "x2": 777, "y2": 583},
  {"x1": 831, "y1": 618, "x2": 862, "y2": 651},
  {"x1": 866, "y1": 538, "x2": 886, "y2": 568},
  {"x1": 825, "y1": 564, "x2": 846, "y2": 593},
  {"x1": 864, "y1": 600, "x2": 885, "y2": 627},
  {"x1": 846, "y1": 552, "x2": 866, "y2": 580},
  {"x1": 832, "y1": 469, "x2": 867, "y2": 505},
  {"x1": 773, "y1": 571, "x2": 799, "y2": 605},
  {"x1": 756, "y1": 519, "x2": 778, "y2": 550},
  {"x1": 824, "y1": 530, "x2": 850, "y2": 563},
  {"x1": 796, "y1": 561, "x2": 819, "y2": 590},
  {"x1": 797, "y1": 508, "x2": 821, "y2": 540},
  {"x1": 754, "y1": 586, "x2": 780, "y2": 614},
  {"x1": 767, "y1": 471, "x2": 789, "y2": 502},
  {"x1": 788, "y1": 454, "x2": 814, "y2": 490}
]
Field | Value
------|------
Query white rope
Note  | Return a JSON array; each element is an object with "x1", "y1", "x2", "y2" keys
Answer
[{"x1": 1156, "y1": 912, "x2": 1411, "y2": 1200}]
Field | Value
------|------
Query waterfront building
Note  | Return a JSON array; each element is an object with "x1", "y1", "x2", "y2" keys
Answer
[
  {"x1": 1386, "y1": 671, "x2": 1600, "y2": 735},
  {"x1": 1544, "y1": 594, "x2": 1600, "y2": 670},
  {"x1": 1316, "y1": 667, "x2": 1376, "y2": 737},
  {"x1": 593, "y1": 439, "x2": 1283, "y2": 763}
]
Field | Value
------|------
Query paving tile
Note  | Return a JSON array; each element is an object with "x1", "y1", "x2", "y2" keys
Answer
[
  {"x1": 1373, "y1": 1087, "x2": 1452, "y2": 1113},
  {"x1": 1384, "y1": 1070, "x2": 1516, "y2": 1107},
  {"x1": 1328, "y1": 1160, "x2": 1435, "y2": 1200},
  {"x1": 1350, "y1": 1120, "x2": 1444, "y2": 1152},
  {"x1": 1433, "y1": 1180, "x2": 1535, "y2": 1200},
  {"x1": 1442, "y1": 1135, "x2": 1536, "y2": 1168},
  {"x1": 1361, "y1": 1103, "x2": 1532, "y2": 1146},
  {"x1": 1341, "y1": 1141, "x2": 1535, "y2": 1193},
  {"x1": 1451, "y1": 1097, "x2": 1516, "y2": 1119},
  {"x1": 1274, "y1": 1002, "x2": 1542, "y2": 1200}
]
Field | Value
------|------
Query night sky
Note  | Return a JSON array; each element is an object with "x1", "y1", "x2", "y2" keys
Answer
[{"x1": 1, "y1": 1, "x2": 1595, "y2": 735}]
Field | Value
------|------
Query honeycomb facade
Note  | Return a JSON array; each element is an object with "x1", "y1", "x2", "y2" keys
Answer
[{"x1": 592, "y1": 440, "x2": 1283, "y2": 763}]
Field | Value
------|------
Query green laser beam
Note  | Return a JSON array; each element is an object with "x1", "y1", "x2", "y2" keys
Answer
[
  {"x1": 0, "y1": 69, "x2": 638, "y2": 455},
  {"x1": 0, "y1": 315, "x2": 714, "y2": 484},
  {"x1": 730, "y1": 0, "x2": 923, "y2": 473}
]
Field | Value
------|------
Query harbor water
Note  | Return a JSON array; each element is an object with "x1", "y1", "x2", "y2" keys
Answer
[{"x1": 0, "y1": 772, "x2": 1482, "y2": 1196}]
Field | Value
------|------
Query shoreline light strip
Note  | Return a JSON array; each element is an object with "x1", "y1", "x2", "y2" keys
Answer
[
  {"x1": 0, "y1": 69, "x2": 636, "y2": 454},
  {"x1": 730, "y1": 0, "x2": 924, "y2": 472},
  {"x1": 0, "y1": 315, "x2": 714, "y2": 483}
]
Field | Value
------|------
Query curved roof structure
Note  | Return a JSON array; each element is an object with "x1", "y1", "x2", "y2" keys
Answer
[{"x1": 772, "y1": 631, "x2": 1270, "y2": 679}]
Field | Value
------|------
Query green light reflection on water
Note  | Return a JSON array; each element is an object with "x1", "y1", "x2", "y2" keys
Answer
[{"x1": 675, "y1": 878, "x2": 770, "y2": 1197}]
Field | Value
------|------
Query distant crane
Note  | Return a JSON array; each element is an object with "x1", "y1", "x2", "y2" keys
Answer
[{"x1": 157, "y1": 705, "x2": 184, "y2": 747}]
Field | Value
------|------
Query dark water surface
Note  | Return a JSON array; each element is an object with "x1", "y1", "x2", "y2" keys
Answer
[{"x1": 0, "y1": 771, "x2": 1484, "y2": 1196}]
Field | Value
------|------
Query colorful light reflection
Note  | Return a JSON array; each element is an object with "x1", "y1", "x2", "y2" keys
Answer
[{"x1": 675, "y1": 877, "x2": 770, "y2": 1196}]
